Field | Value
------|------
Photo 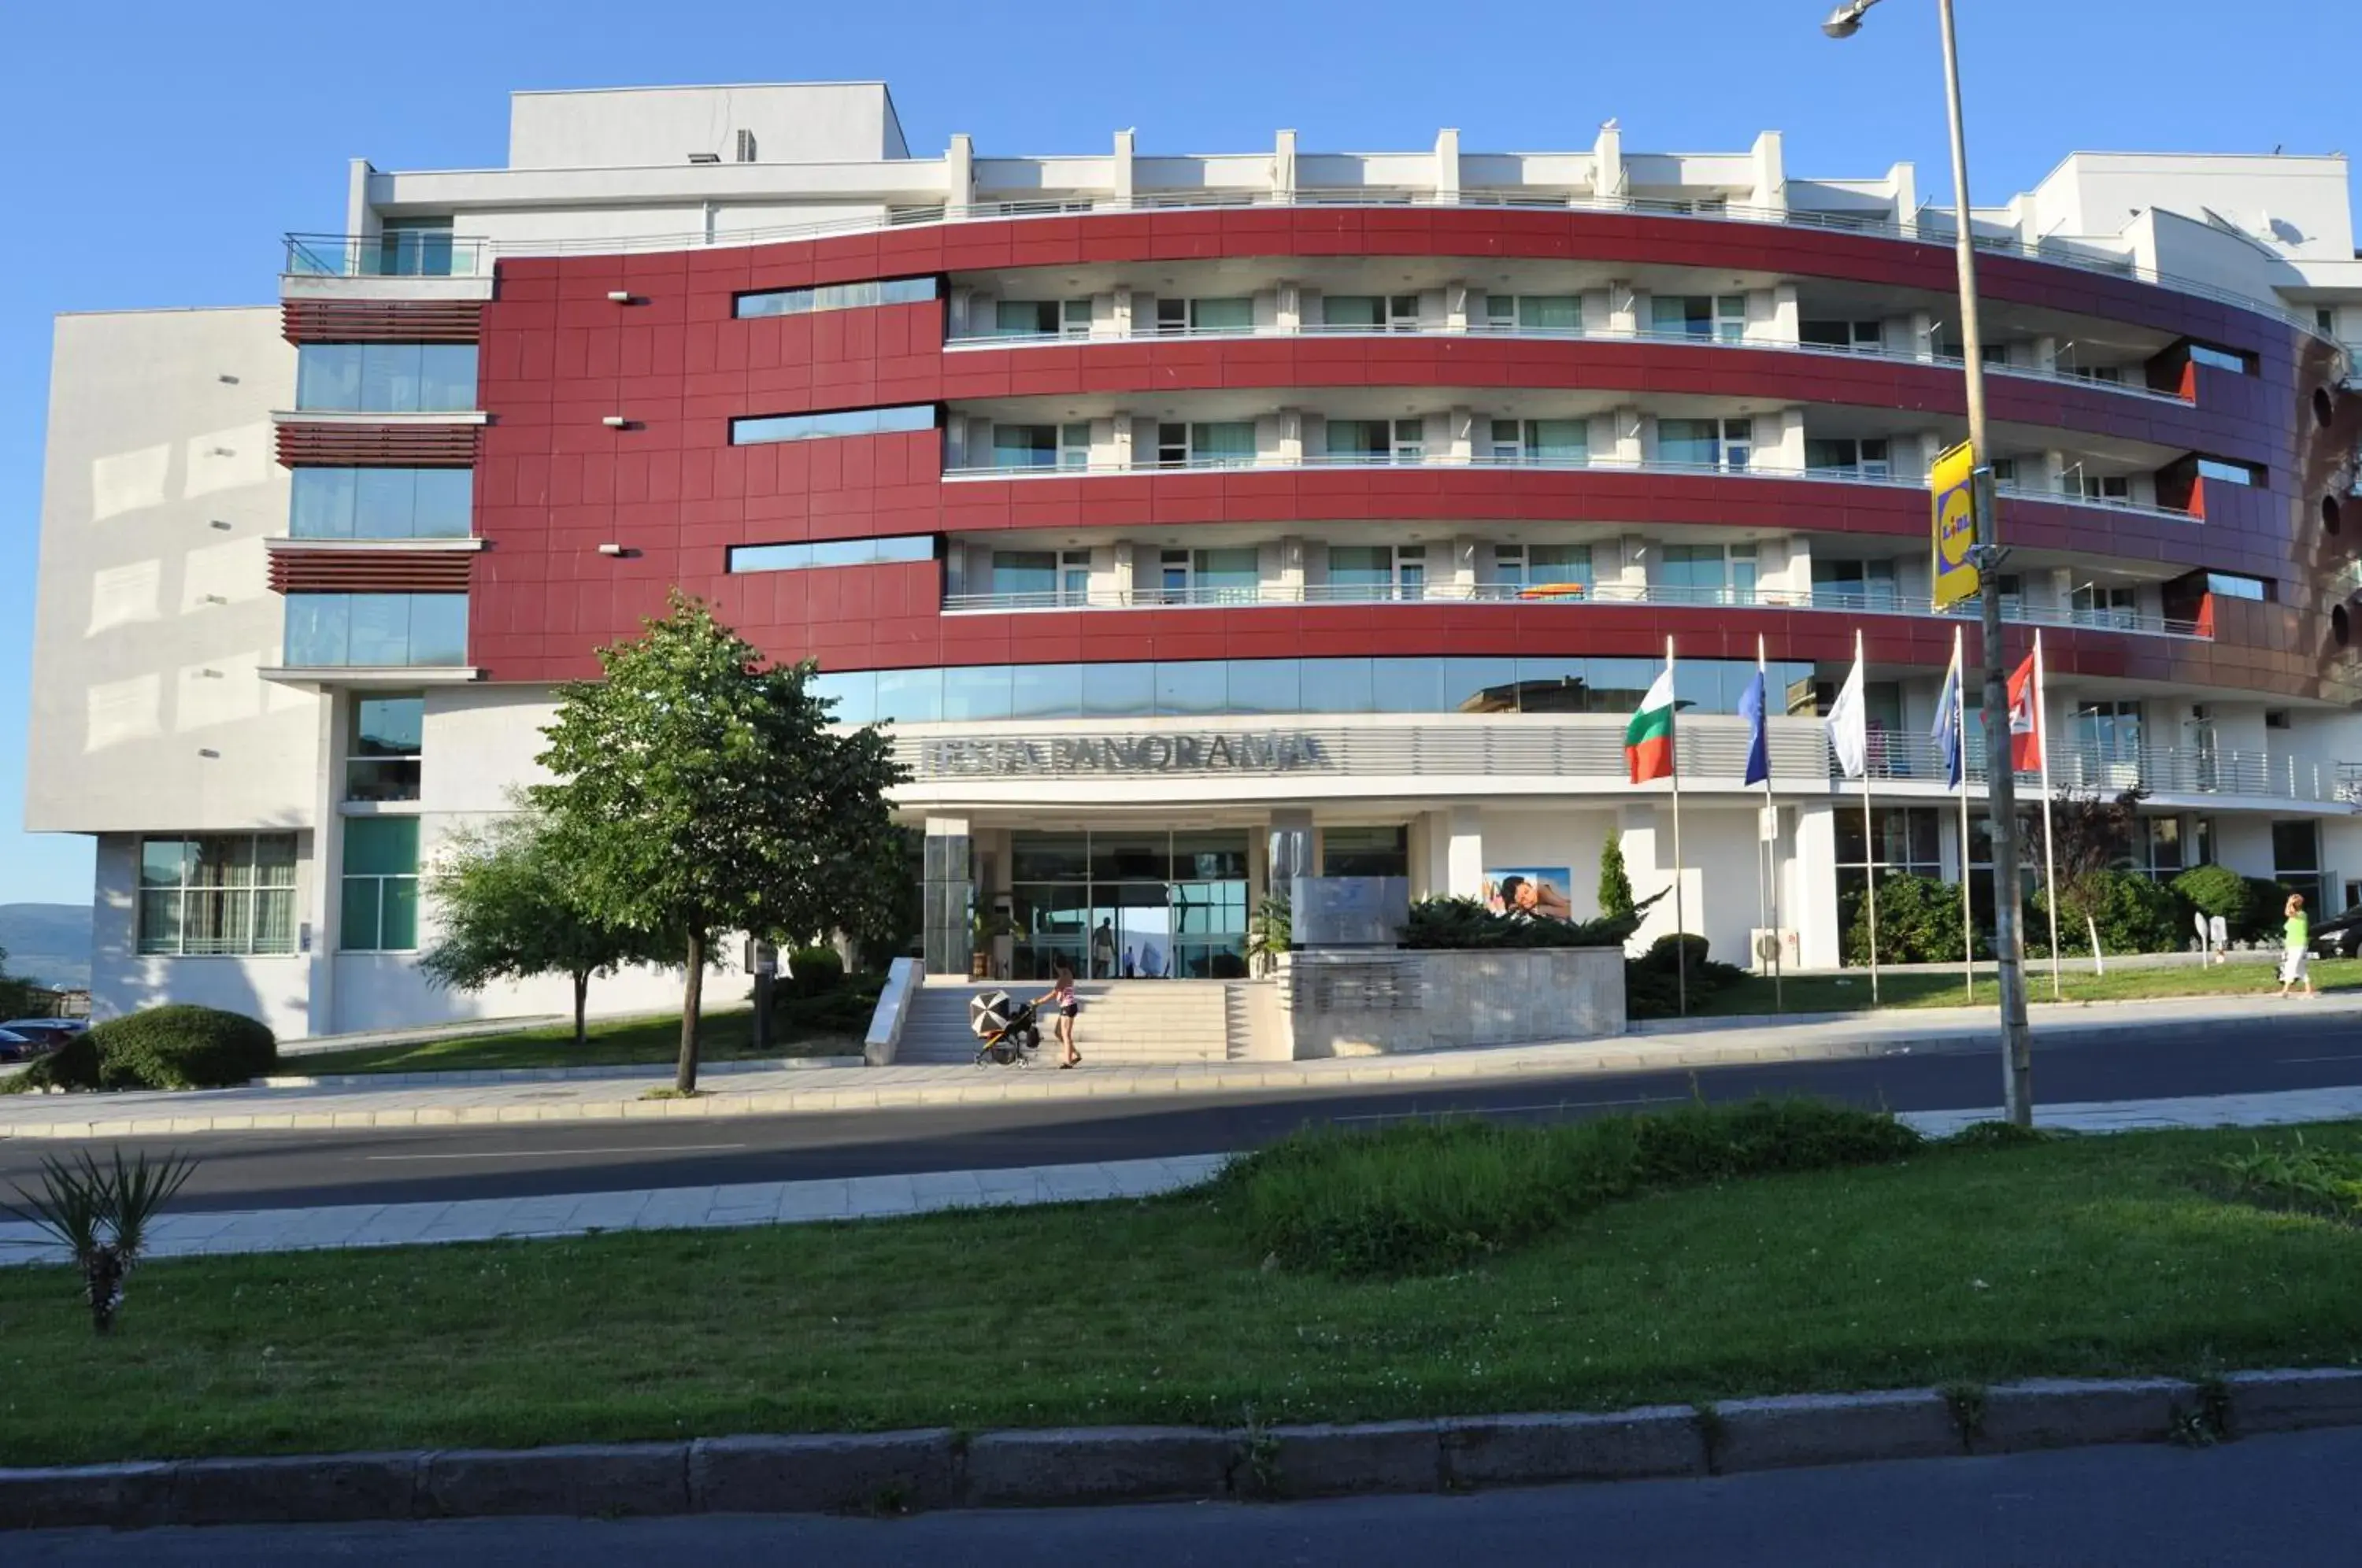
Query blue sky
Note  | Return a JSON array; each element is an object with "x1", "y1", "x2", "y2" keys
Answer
[{"x1": 2, "y1": 0, "x2": 2355, "y2": 906}]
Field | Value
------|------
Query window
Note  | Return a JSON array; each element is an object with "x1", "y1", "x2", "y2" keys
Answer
[
  {"x1": 1990, "y1": 458, "x2": 2020, "y2": 486},
  {"x1": 1493, "y1": 542, "x2": 1594, "y2": 596},
  {"x1": 2142, "y1": 817, "x2": 2184, "y2": 878},
  {"x1": 1059, "y1": 421, "x2": 1093, "y2": 468},
  {"x1": 1483, "y1": 294, "x2": 1583, "y2": 333},
  {"x1": 374, "y1": 220, "x2": 456, "y2": 279},
  {"x1": 991, "y1": 298, "x2": 1091, "y2": 336},
  {"x1": 2071, "y1": 699, "x2": 2142, "y2": 765},
  {"x1": 2274, "y1": 819, "x2": 2324, "y2": 912},
  {"x1": 137, "y1": 835, "x2": 298, "y2": 956},
  {"x1": 1657, "y1": 417, "x2": 1752, "y2": 471},
  {"x1": 2061, "y1": 363, "x2": 2125, "y2": 383},
  {"x1": 2075, "y1": 473, "x2": 2132, "y2": 501},
  {"x1": 347, "y1": 694, "x2": 424, "y2": 803},
  {"x1": 1812, "y1": 558, "x2": 1899, "y2": 610},
  {"x1": 2187, "y1": 342, "x2": 2250, "y2": 375},
  {"x1": 341, "y1": 817, "x2": 420, "y2": 952},
  {"x1": 283, "y1": 594, "x2": 467, "y2": 668},
  {"x1": 732, "y1": 405, "x2": 935, "y2": 446},
  {"x1": 735, "y1": 276, "x2": 938, "y2": 320},
  {"x1": 1326, "y1": 545, "x2": 1426, "y2": 601},
  {"x1": 1320, "y1": 294, "x2": 1421, "y2": 330},
  {"x1": 1660, "y1": 542, "x2": 1758, "y2": 605},
  {"x1": 2265, "y1": 708, "x2": 2293, "y2": 730},
  {"x1": 1488, "y1": 419, "x2": 1588, "y2": 464},
  {"x1": 727, "y1": 534, "x2": 935, "y2": 573},
  {"x1": 1322, "y1": 825, "x2": 1410, "y2": 878},
  {"x1": 1154, "y1": 421, "x2": 1256, "y2": 468},
  {"x1": 1800, "y1": 319, "x2": 1883, "y2": 353},
  {"x1": 1157, "y1": 547, "x2": 1261, "y2": 605},
  {"x1": 1649, "y1": 294, "x2": 1747, "y2": 342},
  {"x1": 1805, "y1": 437, "x2": 1890, "y2": 479},
  {"x1": 2318, "y1": 309, "x2": 2338, "y2": 335},
  {"x1": 2204, "y1": 571, "x2": 2270, "y2": 603},
  {"x1": 2196, "y1": 457, "x2": 2260, "y2": 486},
  {"x1": 1154, "y1": 297, "x2": 1254, "y2": 333},
  {"x1": 1323, "y1": 419, "x2": 1424, "y2": 463},
  {"x1": 290, "y1": 468, "x2": 473, "y2": 540},
  {"x1": 294, "y1": 344, "x2": 478, "y2": 413},
  {"x1": 2070, "y1": 583, "x2": 2139, "y2": 629},
  {"x1": 1835, "y1": 808, "x2": 1945, "y2": 913}
]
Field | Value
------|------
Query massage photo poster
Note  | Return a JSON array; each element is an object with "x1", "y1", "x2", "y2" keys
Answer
[{"x1": 1484, "y1": 866, "x2": 1574, "y2": 920}]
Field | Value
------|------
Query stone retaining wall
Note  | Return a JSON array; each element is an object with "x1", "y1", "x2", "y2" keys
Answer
[{"x1": 1280, "y1": 947, "x2": 1625, "y2": 1057}]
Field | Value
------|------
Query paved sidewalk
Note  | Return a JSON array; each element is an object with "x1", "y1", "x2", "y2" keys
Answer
[
  {"x1": 0, "y1": 1084, "x2": 2355, "y2": 1270},
  {"x1": 6, "y1": 993, "x2": 2353, "y2": 1142}
]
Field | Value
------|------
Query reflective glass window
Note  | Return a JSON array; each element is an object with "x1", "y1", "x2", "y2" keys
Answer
[
  {"x1": 1153, "y1": 661, "x2": 1227, "y2": 716},
  {"x1": 1299, "y1": 659, "x2": 1375, "y2": 713},
  {"x1": 942, "y1": 665, "x2": 1013, "y2": 722},
  {"x1": 737, "y1": 276, "x2": 939, "y2": 319},
  {"x1": 731, "y1": 405, "x2": 935, "y2": 445},
  {"x1": 814, "y1": 670, "x2": 878, "y2": 725},
  {"x1": 1081, "y1": 662, "x2": 1154, "y2": 716},
  {"x1": 1225, "y1": 660, "x2": 1301, "y2": 714},
  {"x1": 875, "y1": 668, "x2": 942, "y2": 723}
]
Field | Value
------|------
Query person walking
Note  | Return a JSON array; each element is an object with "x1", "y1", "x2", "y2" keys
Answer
[
  {"x1": 1090, "y1": 919, "x2": 1116, "y2": 979},
  {"x1": 2277, "y1": 893, "x2": 2316, "y2": 1000},
  {"x1": 1035, "y1": 960, "x2": 1081, "y2": 1067}
]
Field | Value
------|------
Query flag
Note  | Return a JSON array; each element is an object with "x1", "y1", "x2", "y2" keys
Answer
[
  {"x1": 1827, "y1": 651, "x2": 1868, "y2": 780},
  {"x1": 1932, "y1": 642, "x2": 1964, "y2": 790},
  {"x1": 1738, "y1": 671, "x2": 1770, "y2": 787},
  {"x1": 2007, "y1": 650, "x2": 2042, "y2": 772},
  {"x1": 1624, "y1": 666, "x2": 1677, "y2": 783}
]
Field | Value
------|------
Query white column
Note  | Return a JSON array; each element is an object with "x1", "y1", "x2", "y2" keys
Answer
[
  {"x1": 1277, "y1": 536, "x2": 1307, "y2": 601},
  {"x1": 1110, "y1": 410, "x2": 1135, "y2": 471},
  {"x1": 1446, "y1": 804, "x2": 1485, "y2": 900},
  {"x1": 305, "y1": 693, "x2": 342, "y2": 1037},
  {"x1": 1274, "y1": 129, "x2": 1298, "y2": 202},
  {"x1": 1111, "y1": 128, "x2": 1135, "y2": 205},
  {"x1": 1450, "y1": 535, "x2": 1478, "y2": 597},
  {"x1": 946, "y1": 133, "x2": 975, "y2": 220},
  {"x1": 1765, "y1": 283, "x2": 1801, "y2": 344},
  {"x1": 1277, "y1": 408, "x2": 1304, "y2": 465},
  {"x1": 1111, "y1": 287, "x2": 1134, "y2": 336},
  {"x1": 1446, "y1": 405, "x2": 1475, "y2": 465},
  {"x1": 1435, "y1": 128, "x2": 1461, "y2": 203},
  {"x1": 1792, "y1": 802, "x2": 1842, "y2": 968},
  {"x1": 1593, "y1": 122, "x2": 1623, "y2": 201},
  {"x1": 1886, "y1": 161, "x2": 1919, "y2": 235},
  {"x1": 1749, "y1": 130, "x2": 1786, "y2": 214},
  {"x1": 1910, "y1": 309, "x2": 1939, "y2": 361},
  {"x1": 1276, "y1": 280, "x2": 1301, "y2": 333},
  {"x1": 1444, "y1": 280, "x2": 1470, "y2": 333},
  {"x1": 1605, "y1": 282, "x2": 1639, "y2": 335}
]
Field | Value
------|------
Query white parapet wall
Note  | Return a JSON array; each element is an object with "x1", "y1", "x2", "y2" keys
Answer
[{"x1": 1279, "y1": 947, "x2": 1625, "y2": 1057}]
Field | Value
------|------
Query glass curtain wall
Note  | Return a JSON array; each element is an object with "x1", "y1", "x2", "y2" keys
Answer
[{"x1": 1008, "y1": 829, "x2": 1251, "y2": 982}]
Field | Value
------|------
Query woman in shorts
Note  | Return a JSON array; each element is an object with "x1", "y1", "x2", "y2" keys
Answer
[
  {"x1": 1035, "y1": 960, "x2": 1081, "y2": 1067},
  {"x1": 2277, "y1": 893, "x2": 2316, "y2": 1000}
]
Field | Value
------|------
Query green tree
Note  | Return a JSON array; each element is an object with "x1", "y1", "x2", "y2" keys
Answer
[
  {"x1": 418, "y1": 812, "x2": 663, "y2": 1048},
  {"x1": 0, "y1": 945, "x2": 36, "y2": 1020},
  {"x1": 1597, "y1": 830, "x2": 1635, "y2": 922},
  {"x1": 530, "y1": 593, "x2": 909, "y2": 1092},
  {"x1": 2041, "y1": 787, "x2": 2147, "y2": 971}
]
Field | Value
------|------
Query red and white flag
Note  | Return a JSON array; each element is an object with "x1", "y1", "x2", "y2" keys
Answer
[{"x1": 2006, "y1": 648, "x2": 2042, "y2": 772}]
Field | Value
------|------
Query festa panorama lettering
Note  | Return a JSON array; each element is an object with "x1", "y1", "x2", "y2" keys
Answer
[{"x1": 923, "y1": 732, "x2": 1332, "y2": 775}]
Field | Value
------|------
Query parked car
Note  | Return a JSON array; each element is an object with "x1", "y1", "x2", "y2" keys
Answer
[
  {"x1": 0, "y1": 1019, "x2": 83, "y2": 1045},
  {"x1": 0, "y1": 1028, "x2": 37, "y2": 1063},
  {"x1": 2311, "y1": 908, "x2": 2362, "y2": 960}
]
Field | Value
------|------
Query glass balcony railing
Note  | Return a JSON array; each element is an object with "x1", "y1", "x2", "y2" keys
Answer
[{"x1": 284, "y1": 231, "x2": 489, "y2": 279}]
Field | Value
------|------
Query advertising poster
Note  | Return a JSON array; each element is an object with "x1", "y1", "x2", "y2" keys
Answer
[{"x1": 1485, "y1": 866, "x2": 1574, "y2": 920}]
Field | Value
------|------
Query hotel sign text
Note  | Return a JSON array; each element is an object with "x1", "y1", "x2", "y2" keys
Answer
[{"x1": 920, "y1": 732, "x2": 1331, "y2": 777}]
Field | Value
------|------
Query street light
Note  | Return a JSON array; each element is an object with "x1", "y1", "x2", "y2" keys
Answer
[{"x1": 1823, "y1": 0, "x2": 2036, "y2": 1126}]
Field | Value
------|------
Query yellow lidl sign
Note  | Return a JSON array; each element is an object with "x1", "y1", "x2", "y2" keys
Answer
[{"x1": 1931, "y1": 440, "x2": 1979, "y2": 611}]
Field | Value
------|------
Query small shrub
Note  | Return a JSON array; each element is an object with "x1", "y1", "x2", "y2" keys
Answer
[
  {"x1": 2171, "y1": 865, "x2": 2253, "y2": 929},
  {"x1": 1844, "y1": 874, "x2": 1974, "y2": 966},
  {"x1": 785, "y1": 946, "x2": 844, "y2": 999},
  {"x1": 2034, "y1": 871, "x2": 2187, "y2": 956},
  {"x1": 2218, "y1": 1135, "x2": 2362, "y2": 1221},
  {"x1": 1403, "y1": 894, "x2": 1656, "y2": 952},
  {"x1": 1597, "y1": 830, "x2": 1636, "y2": 922},
  {"x1": 1219, "y1": 1098, "x2": 1923, "y2": 1278},
  {"x1": 87, "y1": 1005, "x2": 276, "y2": 1090},
  {"x1": 1624, "y1": 933, "x2": 1746, "y2": 1018},
  {"x1": 1944, "y1": 1119, "x2": 2058, "y2": 1151},
  {"x1": 2, "y1": 1147, "x2": 199, "y2": 1333}
]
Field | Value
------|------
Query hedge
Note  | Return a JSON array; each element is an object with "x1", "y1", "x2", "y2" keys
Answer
[{"x1": 17, "y1": 1004, "x2": 277, "y2": 1093}]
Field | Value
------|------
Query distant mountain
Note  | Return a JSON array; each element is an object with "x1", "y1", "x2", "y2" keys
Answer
[{"x1": 0, "y1": 904, "x2": 93, "y2": 992}]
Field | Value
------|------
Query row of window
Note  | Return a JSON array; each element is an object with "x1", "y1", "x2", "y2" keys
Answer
[
  {"x1": 812, "y1": 655, "x2": 1818, "y2": 727},
  {"x1": 283, "y1": 594, "x2": 467, "y2": 669},
  {"x1": 291, "y1": 468, "x2": 473, "y2": 540},
  {"x1": 735, "y1": 276, "x2": 939, "y2": 320},
  {"x1": 134, "y1": 825, "x2": 418, "y2": 956},
  {"x1": 294, "y1": 343, "x2": 479, "y2": 414},
  {"x1": 726, "y1": 534, "x2": 935, "y2": 574},
  {"x1": 730, "y1": 404, "x2": 935, "y2": 446}
]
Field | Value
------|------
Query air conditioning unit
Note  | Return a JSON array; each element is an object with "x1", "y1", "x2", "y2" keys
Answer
[{"x1": 1749, "y1": 927, "x2": 1802, "y2": 974}]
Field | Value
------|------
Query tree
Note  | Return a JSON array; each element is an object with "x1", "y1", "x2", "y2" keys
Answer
[
  {"x1": 530, "y1": 593, "x2": 909, "y2": 1092},
  {"x1": 418, "y1": 812, "x2": 663, "y2": 1048},
  {"x1": 2038, "y1": 786, "x2": 2147, "y2": 973},
  {"x1": 1597, "y1": 830, "x2": 1636, "y2": 923},
  {"x1": 0, "y1": 945, "x2": 36, "y2": 1021}
]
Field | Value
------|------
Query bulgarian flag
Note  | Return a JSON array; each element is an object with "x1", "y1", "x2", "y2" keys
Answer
[{"x1": 1624, "y1": 664, "x2": 1677, "y2": 783}]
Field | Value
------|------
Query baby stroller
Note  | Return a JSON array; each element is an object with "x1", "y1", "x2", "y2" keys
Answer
[{"x1": 968, "y1": 989, "x2": 1043, "y2": 1068}]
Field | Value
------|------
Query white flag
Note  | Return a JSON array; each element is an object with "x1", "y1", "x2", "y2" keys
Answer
[{"x1": 1827, "y1": 651, "x2": 1868, "y2": 780}]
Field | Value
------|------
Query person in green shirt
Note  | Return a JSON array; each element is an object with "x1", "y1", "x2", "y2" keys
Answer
[{"x1": 2277, "y1": 893, "x2": 2315, "y2": 1000}]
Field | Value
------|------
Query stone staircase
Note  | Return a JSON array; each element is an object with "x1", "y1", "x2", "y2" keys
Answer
[{"x1": 894, "y1": 980, "x2": 1243, "y2": 1065}]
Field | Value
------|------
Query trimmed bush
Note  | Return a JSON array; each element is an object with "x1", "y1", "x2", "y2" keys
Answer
[
  {"x1": 2032, "y1": 871, "x2": 2189, "y2": 956},
  {"x1": 785, "y1": 945, "x2": 844, "y2": 999},
  {"x1": 1219, "y1": 1098, "x2": 1923, "y2": 1278},
  {"x1": 2171, "y1": 864, "x2": 2253, "y2": 929},
  {"x1": 1844, "y1": 873, "x2": 1974, "y2": 966},
  {"x1": 10, "y1": 1030, "x2": 100, "y2": 1092},
  {"x1": 1624, "y1": 932, "x2": 1746, "y2": 1019},
  {"x1": 1403, "y1": 894, "x2": 1652, "y2": 951},
  {"x1": 87, "y1": 1005, "x2": 276, "y2": 1090}
]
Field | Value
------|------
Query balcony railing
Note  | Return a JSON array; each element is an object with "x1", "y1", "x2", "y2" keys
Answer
[
  {"x1": 283, "y1": 190, "x2": 2339, "y2": 348},
  {"x1": 942, "y1": 579, "x2": 2208, "y2": 639},
  {"x1": 939, "y1": 450, "x2": 2201, "y2": 527},
  {"x1": 1857, "y1": 733, "x2": 2358, "y2": 806},
  {"x1": 285, "y1": 231, "x2": 491, "y2": 279},
  {"x1": 944, "y1": 320, "x2": 2196, "y2": 408}
]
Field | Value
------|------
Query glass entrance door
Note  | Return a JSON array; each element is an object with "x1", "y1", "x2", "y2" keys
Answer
[{"x1": 1009, "y1": 828, "x2": 1250, "y2": 981}]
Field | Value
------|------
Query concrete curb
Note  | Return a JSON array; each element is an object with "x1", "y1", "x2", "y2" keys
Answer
[
  {"x1": 2, "y1": 1370, "x2": 2353, "y2": 1531},
  {"x1": 253, "y1": 1057, "x2": 861, "y2": 1089}
]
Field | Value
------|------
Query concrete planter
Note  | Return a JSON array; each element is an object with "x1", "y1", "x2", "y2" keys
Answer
[{"x1": 1281, "y1": 946, "x2": 1625, "y2": 1057}]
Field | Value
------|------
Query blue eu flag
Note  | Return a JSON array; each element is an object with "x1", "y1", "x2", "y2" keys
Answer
[{"x1": 1738, "y1": 671, "x2": 1770, "y2": 787}]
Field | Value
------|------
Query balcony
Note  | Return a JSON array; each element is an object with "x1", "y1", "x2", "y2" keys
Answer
[
  {"x1": 1856, "y1": 733, "x2": 2360, "y2": 808},
  {"x1": 285, "y1": 231, "x2": 490, "y2": 279},
  {"x1": 944, "y1": 320, "x2": 2197, "y2": 409},
  {"x1": 940, "y1": 450, "x2": 2204, "y2": 531},
  {"x1": 942, "y1": 577, "x2": 2208, "y2": 640}
]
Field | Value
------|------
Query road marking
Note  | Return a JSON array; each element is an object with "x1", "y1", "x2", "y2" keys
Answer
[
  {"x1": 364, "y1": 1143, "x2": 750, "y2": 1162},
  {"x1": 2278, "y1": 1054, "x2": 2362, "y2": 1064},
  {"x1": 1334, "y1": 1095, "x2": 1690, "y2": 1123}
]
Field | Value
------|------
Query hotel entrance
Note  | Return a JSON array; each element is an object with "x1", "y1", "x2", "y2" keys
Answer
[{"x1": 1005, "y1": 829, "x2": 1251, "y2": 981}]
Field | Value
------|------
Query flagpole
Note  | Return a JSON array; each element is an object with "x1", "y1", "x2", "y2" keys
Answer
[
  {"x1": 1758, "y1": 634, "x2": 1782, "y2": 1013},
  {"x1": 1858, "y1": 627, "x2": 1880, "y2": 1005},
  {"x1": 1954, "y1": 625, "x2": 1974, "y2": 1004},
  {"x1": 1668, "y1": 633, "x2": 1686, "y2": 1017},
  {"x1": 2035, "y1": 630, "x2": 2062, "y2": 1000}
]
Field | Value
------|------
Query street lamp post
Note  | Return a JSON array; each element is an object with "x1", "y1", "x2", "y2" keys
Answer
[{"x1": 1824, "y1": 0, "x2": 2034, "y2": 1125}]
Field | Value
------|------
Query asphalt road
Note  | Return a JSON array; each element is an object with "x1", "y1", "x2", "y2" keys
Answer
[
  {"x1": 13, "y1": 1426, "x2": 2361, "y2": 1566},
  {"x1": 2, "y1": 1008, "x2": 2357, "y2": 1214}
]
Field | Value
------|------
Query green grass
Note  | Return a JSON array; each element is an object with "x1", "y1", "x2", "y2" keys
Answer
[
  {"x1": 2, "y1": 1121, "x2": 2360, "y2": 1465},
  {"x1": 286, "y1": 984, "x2": 882, "y2": 1075},
  {"x1": 1690, "y1": 957, "x2": 2362, "y2": 1017}
]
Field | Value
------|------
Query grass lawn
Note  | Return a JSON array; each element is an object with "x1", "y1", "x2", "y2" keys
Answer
[
  {"x1": 1692, "y1": 957, "x2": 2362, "y2": 1018},
  {"x1": 2, "y1": 1122, "x2": 2359, "y2": 1465},
  {"x1": 290, "y1": 989, "x2": 879, "y2": 1075}
]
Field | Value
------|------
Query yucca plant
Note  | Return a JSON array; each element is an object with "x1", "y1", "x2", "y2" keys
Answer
[{"x1": 4, "y1": 1148, "x2": 198, "y2": 1333}]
